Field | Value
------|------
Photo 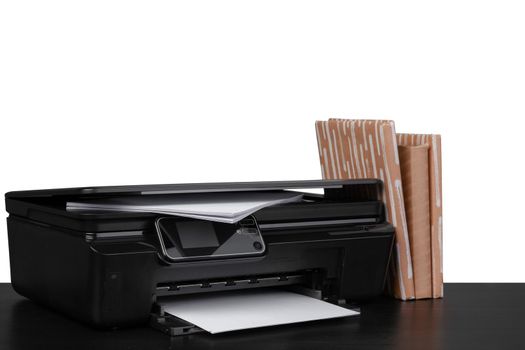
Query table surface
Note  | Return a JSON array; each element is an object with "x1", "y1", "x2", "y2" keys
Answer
[{"x1": 1, "y1": 283, "x2": 524, "y2": 350}]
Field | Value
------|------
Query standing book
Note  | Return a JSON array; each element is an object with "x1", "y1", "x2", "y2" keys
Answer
[
  {"x1": 398, "y1": 144, "x2": 432, "y2": 299},
  {"x1": 397, "y1": 133, "x2": 443, "y2": 298}
]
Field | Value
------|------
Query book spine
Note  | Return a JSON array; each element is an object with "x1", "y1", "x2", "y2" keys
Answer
[{"x1": 429, "y1": 135, "x2": 443, "y2": 298}]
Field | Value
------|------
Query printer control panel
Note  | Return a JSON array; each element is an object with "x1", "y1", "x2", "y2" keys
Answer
[{"x1": 155, "y1": 216, "x2": 265, "y2": 262}]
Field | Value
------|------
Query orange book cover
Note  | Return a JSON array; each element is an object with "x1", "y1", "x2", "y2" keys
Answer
[
  {"x1": 397, "y1": 134, "x2": 443, "y2": 298},
  {"x1": 398, "y1": 144, "x2": 432, "y2": 299}
]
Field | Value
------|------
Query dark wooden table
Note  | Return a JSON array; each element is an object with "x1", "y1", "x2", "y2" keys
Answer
[{"x1": 1, "y1": 283, "x2": 524, "y2": 349}]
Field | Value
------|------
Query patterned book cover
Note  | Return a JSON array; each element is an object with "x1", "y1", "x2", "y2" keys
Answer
[
  {"x1": 397, "y1": 133, "x2": 443, "y2": 298},
  {"x1": 315, "y1": 119, "x2": 415, "y2": 300}
]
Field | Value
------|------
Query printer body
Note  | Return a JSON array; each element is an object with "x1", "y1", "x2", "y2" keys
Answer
[{"x1": 5, "y1": 180, "x2": 394, "y2": 334}]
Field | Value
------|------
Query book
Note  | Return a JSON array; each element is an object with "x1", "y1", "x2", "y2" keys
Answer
[
  {"x1": 398, "y1": 144, "x2": 432, "y2": 299},
  {"x1": 397, "y1": 133, "x2": 443, "y2": 298}
]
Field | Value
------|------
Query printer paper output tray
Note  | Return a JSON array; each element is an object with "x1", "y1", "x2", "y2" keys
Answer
[
  {"x1": 5, "y1": 180, "x2": 394, "y2": 331},
  {"x1": 149, "y1": 283, "x2": 360, "y2": 336},
  {"x1": 150, "y1": 281, "x2": 321, "y2": 336}
]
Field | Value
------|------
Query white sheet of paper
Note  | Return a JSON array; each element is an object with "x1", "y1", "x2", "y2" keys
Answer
[
  {"x1": 67, "y1": 191, "x2": 303, "y2": 223},
  {"x1": 158, "y1": 289, "x2": 359, "y2": 334}
]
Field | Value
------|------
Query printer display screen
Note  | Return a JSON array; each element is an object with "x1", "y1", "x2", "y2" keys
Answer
[
  {"x1": 156, "y1": 216, "x2": 265, "y2": 262},
  {"x1": 176, "y1": 221, "x2": 220, "y2": 249}
]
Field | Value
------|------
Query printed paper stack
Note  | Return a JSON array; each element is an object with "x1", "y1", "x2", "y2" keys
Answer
[{"x1": 315, "y1": 119, "x2": 442, "y2": 300}]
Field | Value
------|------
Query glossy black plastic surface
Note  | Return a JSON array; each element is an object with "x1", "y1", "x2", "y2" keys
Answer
[{"x1": 5, "y1": 179, "x2": 380, "y2": 198}]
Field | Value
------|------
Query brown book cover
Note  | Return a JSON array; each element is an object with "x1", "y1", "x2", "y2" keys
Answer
[
  {"x1": 316, "y1": 119, "x2": 416, "y2": 300},
  {"x1": 397, "y1": 134, "x2": 443, "y2": 298},
  {"x1": 398, "y1": 145, "x2": 432, "y2": 299}
]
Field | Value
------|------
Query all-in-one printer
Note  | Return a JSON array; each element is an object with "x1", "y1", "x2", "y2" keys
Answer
[{"x1": 5, "y1": 180, "x2": 395, "y2": 335}]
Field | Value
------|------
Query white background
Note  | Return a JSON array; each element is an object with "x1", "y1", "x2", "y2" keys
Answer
[{"x1": 1, "y1": 0, "x2": 524, "y2": 283}]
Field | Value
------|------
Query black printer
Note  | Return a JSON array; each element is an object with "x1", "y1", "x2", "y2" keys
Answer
[{"x1": 5, "y1": 180, "x2": 395, "y2": 335}]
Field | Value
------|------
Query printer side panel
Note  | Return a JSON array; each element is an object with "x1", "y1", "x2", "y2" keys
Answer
[
  {"x1": 7, "y1": 216, "x2": 158, "y2": 328},
  {"x1": 7, "y1": 217, "x2": 96, "y2": 324}
]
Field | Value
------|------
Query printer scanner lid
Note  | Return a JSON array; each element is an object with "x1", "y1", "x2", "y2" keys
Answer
[
  {"x1": 5, "y1": 179, "x2": 381, "y2": 199},
  {"x1": 5, "y1": 179, "x2": 384, "y2": 233}
]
